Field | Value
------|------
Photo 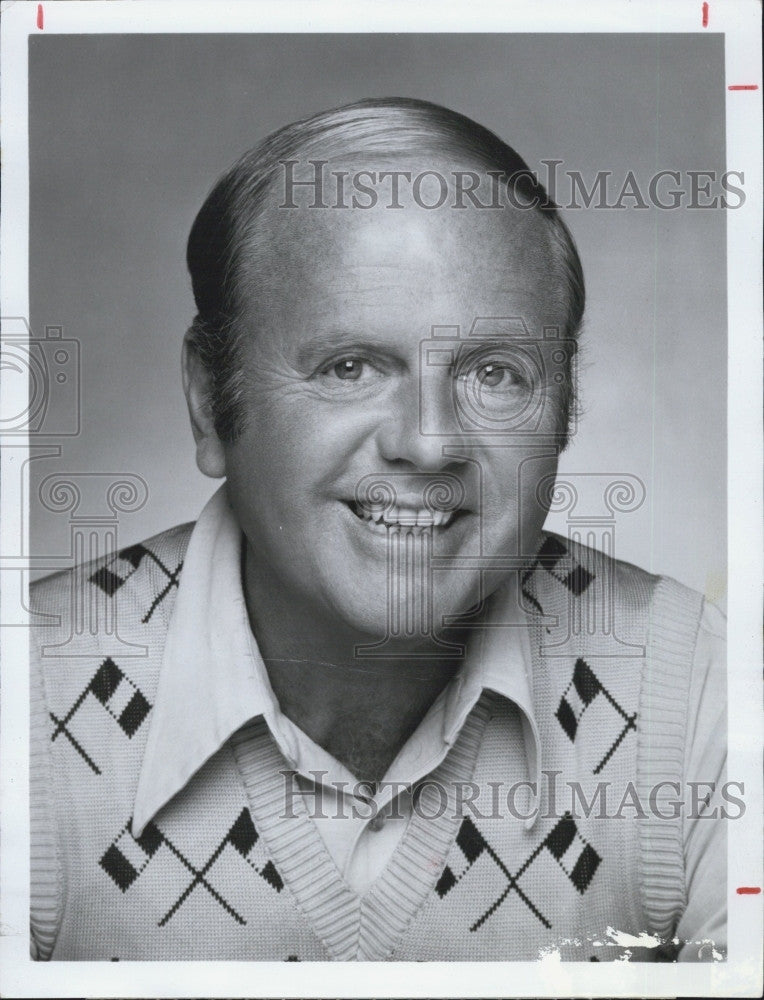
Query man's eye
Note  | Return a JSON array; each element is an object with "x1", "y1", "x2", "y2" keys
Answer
[
  {"x1": 314, "y1": 355, "x2": 387, "y2": 390},
  {"x1": 332, "y1": 359, "x2": 365, "y2": 380},
  {"x1": 475, "y1": 363, "x2": 508, "y2": 388},
  {"x1": 460, "y1": 362, "x2": 522, "y2": 391}
]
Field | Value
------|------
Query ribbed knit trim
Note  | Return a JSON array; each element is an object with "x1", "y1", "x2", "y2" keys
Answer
[
  {"x1": 30, "y1": 522, "x2": 192, "y2": 961},
  {"x1": 230, "y1": 694, "x2": 493, "y2": 961},
  {"x1": 30, "y1": 656, "x2": 63, "y2": 961},
  {"x1": 32, "y1": 519, "x2": 713, "y2": 960},
  {"x1": 231, "y1": 716, "x2": 360, "y2": 960},
  {"x1": 360, "y1": 693, "x2": 493, "y2": 960},
  {"x1": 637, "y1": 575, "x2": 704, "y2": 939}
]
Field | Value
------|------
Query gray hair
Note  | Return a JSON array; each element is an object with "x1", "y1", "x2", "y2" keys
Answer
[{"x1": 186, "y1": 97, "x2": 585, "y2": 444}]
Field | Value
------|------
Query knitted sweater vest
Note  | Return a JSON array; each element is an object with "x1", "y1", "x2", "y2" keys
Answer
[{"x1": 31, "y1": 526, "x2": 703, "y2": 961}]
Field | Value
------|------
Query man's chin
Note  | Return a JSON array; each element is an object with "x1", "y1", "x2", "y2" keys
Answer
[{"x1": 324, "y1": 581, "x2": 481, "y2": 653}]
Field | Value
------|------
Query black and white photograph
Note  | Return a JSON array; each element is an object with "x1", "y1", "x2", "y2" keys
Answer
[{"x1": 0, "y1": 1, "x2": 761, "y2": 996}]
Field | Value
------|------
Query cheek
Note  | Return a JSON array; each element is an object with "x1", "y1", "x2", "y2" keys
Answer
[
  {"x1": 480, "y1": 446, "x2": 560, "y2": 527},
  {"x1": 225, "y1": 398, "x2": 375, "y2": 501},
  {"x1": 225, "y1": 427, "x2": 312, "y2": 506}
]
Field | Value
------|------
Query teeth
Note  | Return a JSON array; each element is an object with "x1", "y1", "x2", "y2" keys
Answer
[
  {"x1": 396, "y1": 507, "x2": 418, "y2": 525},
  {"x1": 351, "y1": 502, "x2": 458, "y2": 529}
]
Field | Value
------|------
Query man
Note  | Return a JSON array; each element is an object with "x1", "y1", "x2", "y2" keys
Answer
[{"x1": 30, "y1": 98, "x2": 726, "y2": 961}]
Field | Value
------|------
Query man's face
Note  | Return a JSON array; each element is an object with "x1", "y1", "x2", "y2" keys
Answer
[{"x1": 219, "y1": 165, "x2": 571, "y2": 646}]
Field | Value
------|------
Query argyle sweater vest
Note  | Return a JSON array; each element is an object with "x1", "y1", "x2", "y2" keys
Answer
[{"x1": 30, "y1": 525, "x2": 704, "y2": 961}]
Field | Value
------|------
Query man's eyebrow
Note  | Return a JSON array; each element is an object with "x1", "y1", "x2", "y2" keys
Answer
[
  {"x1": 462, "y1": 318, "x2": 545, "y2": 338},
  {"x1": 294, "y1": 331, "x2": 402, "y2": 368}
]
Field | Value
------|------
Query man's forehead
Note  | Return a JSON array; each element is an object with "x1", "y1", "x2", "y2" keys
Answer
[
  {"x1": 236, "y1": 207, "x2": 568, "y2": 349},
  {"x1": 253, "y1": 158, "x2": 559, "y2": 285}
]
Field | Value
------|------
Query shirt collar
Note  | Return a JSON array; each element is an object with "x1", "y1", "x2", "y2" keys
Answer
[
  {"x1": 440, "y1": 578, "x2": 541, "y2": 828},
  {"x1": 132, "y1": 486, "x2": 278, "y2": 836},
  {"x1": 132, "y1": 485, "x2": 542, "y2": 836}
]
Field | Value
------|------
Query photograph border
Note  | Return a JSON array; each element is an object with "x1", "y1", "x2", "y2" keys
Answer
[{"x1": 1, "y1": 1, "x2": 761, "y2": 997}]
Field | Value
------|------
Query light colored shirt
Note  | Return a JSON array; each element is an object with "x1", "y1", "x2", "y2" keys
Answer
[
  {"x1": 132, "y1": 485, "x2": 726, "y2": 912},
  {"x1": 132, "y1": 486, "x2": 541, "y2": 894},
  {"x1": 31, "y1": 488, "x2": 727, "y2": 960}
]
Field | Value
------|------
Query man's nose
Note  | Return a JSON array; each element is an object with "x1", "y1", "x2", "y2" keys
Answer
[{"x1": 376, "y1": 370, "x2": 467, "y2": 471}]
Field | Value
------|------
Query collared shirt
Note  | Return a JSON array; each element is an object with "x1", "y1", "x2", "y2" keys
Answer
[
  {"x1": 132, "y1": 485, "x2": 541, "y2": 894},
  {"x1": 131, "y1": 485, "x2": 726, "y2": 921},
  {"x1": 31, "y1": 485, "x2": 727, "y2": 960}
]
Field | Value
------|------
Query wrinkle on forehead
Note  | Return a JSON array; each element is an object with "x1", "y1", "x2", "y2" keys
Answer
[{"x1": 238, "y1": 157, "x2": 569, "y2": 332}]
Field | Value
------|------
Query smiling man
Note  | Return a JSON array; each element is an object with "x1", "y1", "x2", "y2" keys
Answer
[{"x1": 30, "y1": 98, "x2": 726, "y2": 962}]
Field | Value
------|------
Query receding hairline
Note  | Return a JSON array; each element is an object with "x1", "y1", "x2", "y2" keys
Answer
[
  {"x1": 185, "y1": 97, "x2": 585, "y2": 443},
  {"x1": 240, "y1": 153, "x2": 570, "y2": 320},
  {"x1": 188, "y1": 98, "x2": 575, "y2": 316}
]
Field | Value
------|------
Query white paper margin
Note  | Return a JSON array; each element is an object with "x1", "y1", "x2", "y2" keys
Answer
[{"x1": 1, "y1": 1, "x2": 761, "y2": 996}]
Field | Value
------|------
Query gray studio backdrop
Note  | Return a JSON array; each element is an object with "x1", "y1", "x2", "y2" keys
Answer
[{"x1": 28, "y1": 33, "x2": 727, "y2": 604}]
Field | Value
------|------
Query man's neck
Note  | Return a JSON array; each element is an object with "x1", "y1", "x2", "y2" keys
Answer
[
  {"x1": 242, "y1": 550, "x2": 470, "y2": 784},
  {"x1": 261, "y1": 652, "x2": 463, "y2": 784}
]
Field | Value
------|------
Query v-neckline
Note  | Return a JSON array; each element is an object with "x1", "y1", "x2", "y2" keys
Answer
[{"x1": 229, "y1": 692, "x2": 494, "y2": 961}]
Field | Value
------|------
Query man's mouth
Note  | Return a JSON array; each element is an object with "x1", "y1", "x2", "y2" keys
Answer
[{"x1": 346, "y1": 500, "x2": 465, "y2": 532}]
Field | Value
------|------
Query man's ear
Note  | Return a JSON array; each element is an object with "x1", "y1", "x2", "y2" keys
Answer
[{"x1": 182, "y1": 334, "x2": 227, "y2": 479}]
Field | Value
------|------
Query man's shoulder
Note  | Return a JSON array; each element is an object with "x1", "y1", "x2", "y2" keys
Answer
[
  {"x1": 535, "y1": 532, "x2": 719, "y2": 707},
  {"x1": 538, "y1": 529, "x2": 706, "y2": 619},
  {"x1": 539, "y1": 528, "x2": 661, "y2": 589},
  {"x1": 30, "y1": 520, "x2": 196, "y2": 614}
]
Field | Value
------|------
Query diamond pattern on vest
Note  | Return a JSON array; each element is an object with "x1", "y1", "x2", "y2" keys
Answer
[
  {"x1": 555, "y1": 657, "x2": 638, "y2": 774},
  {"x1": 89, "y1": 542, "x2": 183, "y2": 624},
  {"x1": 33, "y1": 523, "x2": 701, "y2": 960},
  {"x1": 99, "y1": 807, "x2": 284, "y2": 928},
  {"x1": 435, "y1": 812, "x2": 600, "y2": 932},
  {"x1": 50, "y1": 657, "x2": 152, "y2": 775},
  {"x1": 520, "y1": 533, "x2": 595, "y2": 619}
]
